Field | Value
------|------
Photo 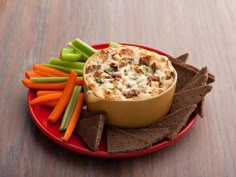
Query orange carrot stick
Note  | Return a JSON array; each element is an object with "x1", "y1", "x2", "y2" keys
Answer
[
  {"x1": 36, "y1": 90, "x2": 62, "y2": 97},
  {"x1": 30, "y1": 92, "x2": 62, "y2": 105},
  {"x1": 48, "y1": 71, "x2": 77, "y2": 123},
  {"x1": 33, "y1": 64, "x2": 70, "y2": 77},
  {"x1": 61, "y1": 93, "x2": 85, "y2": 142},
  {"x1": 41, "y1": 100, "x2": 59, "y2": 107},
  {"x1": 21, "y1": 79, "x2": 66, "y2": 90},
  {"x1": 25, "y1": 70, "x2": 45, "y2": 79}
]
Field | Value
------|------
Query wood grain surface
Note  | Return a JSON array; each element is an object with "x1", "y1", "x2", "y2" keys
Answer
[{"x1": 0, "y1": 0, "x2": 236, "y2": 177}]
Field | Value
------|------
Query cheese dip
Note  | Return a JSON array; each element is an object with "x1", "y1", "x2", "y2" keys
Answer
[{"x1": 84, "y1": 45, "x2": 176, "y2": 100}]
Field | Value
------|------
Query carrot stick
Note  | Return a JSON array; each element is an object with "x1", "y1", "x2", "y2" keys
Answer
[
  {"x1": 21, "y1": 79, "x2": 66, "y2": 90},
  {"x1": 48, "y1": 71, "x2": 77, "y2": 123},
  {"x1": 30, "y1": 92, "x2": 62, "y2": 105},
  {"x1": 61, "y1": 93, "x2": 85, "y2": 142},
  {"x1": 41, "y1": 100, "x2": 59, "y2": 107},
  {"x1": 25, "y1": 70, "x2": 45, "y2": 79},
  {"x1": 36, "y1": 90, "x2": 62, "y2": 97},
  {"x1": 33, "y1": 64, "x2": 70, "y2": 77},
  {"x1": 21, "y1": 78, "x2": 83, "y2": 90}
]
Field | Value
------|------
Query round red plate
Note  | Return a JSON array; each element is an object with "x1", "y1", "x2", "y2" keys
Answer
[{"x1": 28, "y1": 43, "x2": 198, "y2": 158}]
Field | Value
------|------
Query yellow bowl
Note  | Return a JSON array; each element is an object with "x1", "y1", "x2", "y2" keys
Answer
[{"x1": 83, "y1": 43, "x2": 177, "y2": 128}]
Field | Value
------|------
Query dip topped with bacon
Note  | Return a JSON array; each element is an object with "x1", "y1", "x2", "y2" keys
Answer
[{"x1": 84, "y1": 45, "x2": 176, "y2": 100}]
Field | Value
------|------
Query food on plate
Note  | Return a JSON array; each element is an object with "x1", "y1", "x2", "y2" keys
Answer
[
  {"x1": 76, "y1": 113, "x2": 106, "y2": 151},
  {"x1": 22, "y1": 38, "x2": 216, "y2": 155},
  {"x1": 106, "y1": 126, "x2": 151, "y2": 154},
  {"x1": 169, "y1": 57, "x2": 215, "y2": 91},
  {"x1": 124, "y1": 127, "x2": 169, "y2": 145},
  {"x1": 84, "y1": 45, "x2": 176, "y2": 100},
  {"x1": 149, "y1": 105, "x2": 197, "y2": 139},
  {"x1": 170, "y1": 85, "x2": 212, "y2": 113}
]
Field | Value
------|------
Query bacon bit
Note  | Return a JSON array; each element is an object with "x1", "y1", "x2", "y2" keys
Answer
[
  {"x1": 110, "y1": 63, "x2": 118, "y2": 71},
  {"x1": 139, "y1": 56, "x2": 151, "y2": 66},
  {"x1": 134, "y1": 65, "x2": 144, "y2": 74},
  {"x1": 125, "y1": 89, "x2": 139, "y2": 98},
  {"x1": 150, "y1": 62, "x2": 160, "y2": 72},
  {"x1": 147, "y1": 75, "x2": 160, "y2": 82},
  {"x1": 86, "y1": 65, "x2": 101, "y2": 74},
  {"x1": 93, "y1": 71, "x2": 103, "y2": 77}
]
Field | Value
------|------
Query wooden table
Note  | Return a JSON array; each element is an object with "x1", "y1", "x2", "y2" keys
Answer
[{"x1": 1, "y1": 0, "x2": 235, "y2": 176}]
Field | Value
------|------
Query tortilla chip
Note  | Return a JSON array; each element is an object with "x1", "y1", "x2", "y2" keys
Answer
[
  {"x1": 149, "y1": 105, "x2": 197, "y2": 139},
  {"x1": 171, "y1": 85, "x2": 212, "y2": 112}
]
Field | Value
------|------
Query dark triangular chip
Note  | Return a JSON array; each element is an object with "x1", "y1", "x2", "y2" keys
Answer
[
  {"x1": 169, "y1": 58, "x2": 215, "y2": 90},
  {"x1": 181, "y1": 75, "x2": 208, "y2": 91},
  {"x1": 76, "y1": 114, "x2": 106, "y2": 151},
  {"x1": 169, "y1": 60, "x2": 197, "y2": 91},
  {"x1": 171, "y1": 85, "x2": 212, "y2": 112},
  {"x1": 182, "y1": 67, "x2": 208, "y2": 89},
  {"x1": 106, "y1": 127, "x2": 151, "y2": 154},
  {"x1": 175, "y1": 53, "x2": 189, "y2": 63},
  {"x1": 149, "y1": 105, "x2": 197, "y2": 139},
  {"x1": 196, "y1": 97, "x2": 205, "y2": 117},
  {"x1": 124, "y1": 128, "x2": 169, "y2": 145}
]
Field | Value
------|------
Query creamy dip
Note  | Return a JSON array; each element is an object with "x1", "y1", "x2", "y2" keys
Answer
[{"x1": 84, "y1": 45, "x2": 176, "y2": 100}]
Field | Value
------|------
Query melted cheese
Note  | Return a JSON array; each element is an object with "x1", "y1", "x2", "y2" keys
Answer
[{"x1": 84, "y1": 45, "x2": 176, "y2": 100}]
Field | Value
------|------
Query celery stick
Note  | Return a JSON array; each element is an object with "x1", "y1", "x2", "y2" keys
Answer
[
  {"x1": 109, "y1": 41, "x2": 121, "y2": 47},
  {"x1": 68, "y1": 38, "x2": 98, "y2": 59},
  {"x1": 48, "y1": 58, "x2": 84, "y2": 70},
  {"x1": 43, "y1": 63, "x2": 83, "y2": 76},
  {"x1": 30, "y1": 77, "x2": 82, "y2": 83},
  {"x1": 59, "y1": 86, "x2": 82, "y2": 131},
  {"x1": 60, "y1": 48, "x2": 86, "y2": 62}
]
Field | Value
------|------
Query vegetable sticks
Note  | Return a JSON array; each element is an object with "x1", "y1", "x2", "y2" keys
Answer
[
  {"x1": 30, "y1": 92, "x2": 62, "y2": 105},
  {"x1": 47, "y1": 71, "x2": 77, "y2": 123},
  {"x1": 48, "y1": 58, "x2": 84, "y2": 70},
  {"x1": 21, "y1": 79, "x2": 66, "y2": 90},
  {"x1": 36, "y1": 90, "x2": 62, "y2": 97},
  {"x1": 33, "y1": 64, "x2": 70, "y2": 77},
  {"x1": 43, "y1": 63, "x2": 83, "y2": 76},
  {"x1": 25, "y1": 70, "x2": 45, "y2": 79},
  {"x1": 61, "y1": 93, "x2": 85, "y2": 142},
  {"x1": 60, "y1": 86, "x2": 82, "y2": 131},
  {"x1": 68, "y1": 38, "x2": 97, "y2": 59},
  {"x1": 22, "y1": 78, "x2": 83, "y2": 89}
]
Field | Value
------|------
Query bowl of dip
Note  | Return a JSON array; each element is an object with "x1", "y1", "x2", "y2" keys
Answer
[{"x1": 83, "y1": 44, "x2": 177, "y2": 128}]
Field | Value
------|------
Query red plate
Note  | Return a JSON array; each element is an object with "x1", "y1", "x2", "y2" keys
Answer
[{"x1": 28, "y1": 43, "x2": 198, "y2": 158}]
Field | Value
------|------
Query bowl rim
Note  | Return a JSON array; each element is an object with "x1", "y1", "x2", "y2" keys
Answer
[{"x1": 83, "y1": 43, "x2": 178, "y2": 102}]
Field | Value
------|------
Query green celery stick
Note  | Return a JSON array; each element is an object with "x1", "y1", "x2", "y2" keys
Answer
[
  {"x1": 109, "y1": 41, "x2": 121, "y2": 47},
  {"x1": 60, "y1": 48, "x2": 86, "y2": 62},
  {"x1": 68, "y1": 38, "x2": 97, "y2": 59},
  {"x1": 48, "y1": 58, "x2": 84, "y2": 70},
  {"x1": 59, "y1": 86, "x2": 82, "y2": 131},
  {"x1": 43, "y1": 63, "x2": 83, "y2": 76},
  {"x1": 30, "y1": 77, "x2": 82, "y2": 83}
]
